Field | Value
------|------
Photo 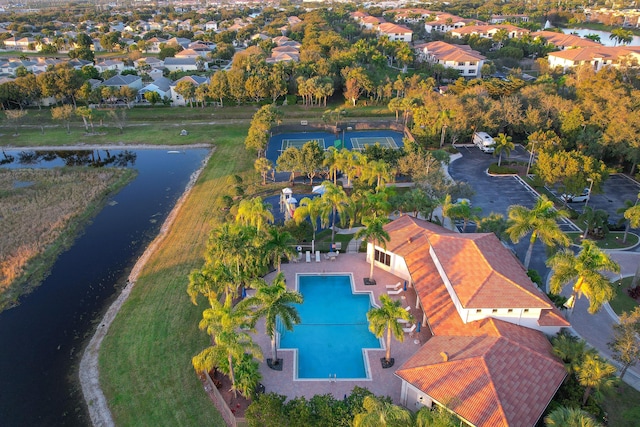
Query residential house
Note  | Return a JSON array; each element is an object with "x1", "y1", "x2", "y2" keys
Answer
[
  {"x1": 415, "y1": 41, "x2": 485, "y2": 78},
  {"x1": 165, "y1": 37, "x2": 192, "y2": 50},
  {"x1": 424, "y1": 13, "x2": 480, "y2": 34},
  {"x1": 385, "y1": 8, "x2": 434, "y2": 23},
  {"x1": 368, "y1": 215, "x2": 569, "y2": 426},
  {"x1": 205, "y1": 21, "x2": 218, "y2": 31},
  {"x1": 145, "y1": 37, "x2": 167, "y2": 53},
  {"x1": 139, "y1": 76, "x2": 173, "y2": 101},
  {"x1": 163, "y1": 57, "x2": 206, "y2": 72},
  {"x1": 548, "y1": 45, "x2": 640, "y2": 72},
  {"x1": 94, "y1": 59, "x2": 126, "y2": 73},
  {"x1": 170, "y1": 75, "x2": 209, "y2": 106},
  {"x1": 490, "y1": 14, "x2": 530, "y2": 24},
  {"x1": 450, "y1": 24, "x2": 529, "y2": 40},
  {"x1": 101, "y1": 74, "x2": 143, "y2": 90},
  {"x1": 287, "y1": 16, "x2": 302, "y2": 26},
  {"x1": 531, "y1": 31, "x2": 602, "y2": 50},
  {"x1": 378, "y1": 22, "x2": 413, "y2": 42}
]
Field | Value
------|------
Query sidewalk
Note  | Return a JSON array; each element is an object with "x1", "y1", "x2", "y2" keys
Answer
[{"x1": 561, "y1": 251, "x2": 640, "y2": 391}]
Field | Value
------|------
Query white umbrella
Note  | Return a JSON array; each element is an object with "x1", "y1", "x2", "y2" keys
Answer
[{"x1": 312, "y1": 185, "x2": 326, "y2": 195}]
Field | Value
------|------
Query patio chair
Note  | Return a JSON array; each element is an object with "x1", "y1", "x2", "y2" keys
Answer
[
  {"x1": 387, "y1": 288, "x2": 402, "y2": 295},
  {"x1": 386, "y1": 281, "x2": 402, "y2": 290},
  {"x1": 402, "y1": 324, "x2": 417, "y2": 334},
  {"x1": 306, "y1": 251, "x2": 311, "y2": 263},
  {"x1": 315, "y1": 251, "x2": 321, "y2": 262}
]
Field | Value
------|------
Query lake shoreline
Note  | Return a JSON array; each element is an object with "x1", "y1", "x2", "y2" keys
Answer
[
  {"x1": 1, "y1": 143, "x2": 213, "y2": 151},
  {"x1": 78, "y1": 147, "x2": 214, "y2": 427}
]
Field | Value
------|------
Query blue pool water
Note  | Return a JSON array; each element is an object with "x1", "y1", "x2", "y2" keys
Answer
[{"x1": 280, "y1": 274, "x2": 381, "y2": 380}]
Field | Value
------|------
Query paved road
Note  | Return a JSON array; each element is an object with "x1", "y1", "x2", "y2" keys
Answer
[
  {"x1": 561, "y1": 251, "x2": 640, "y2": 391},
  {"x1": 448, "y1": 146, "x2": 640, "y2": 391}
]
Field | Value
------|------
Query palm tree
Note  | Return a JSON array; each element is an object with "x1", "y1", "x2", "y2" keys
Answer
[
  {"x1": 353, "y1": 395, "x2": 413, "y2": 427},
  {"x1": 356, "y1": 217, "x2": 391, "y2": 282},
  {"x1": 415, "y1": 405, "x2": 461, "y2": 427},
  {"x1": 188, "y1": 263, "x2": 238, "y2": 305},
  {"x1": 447, "y1": 199, "x2": 481, "y2": 232},
  {"x1": 544, "y1": 406, "x2": 602, "y2": 427},
  {"x1": 552, "y1": 331, "x2": 588, "y2": 373},
  {"x1": 578, "y1": 207, "x2": 609, "y2": 239},
  {"x1": 547, "y1": 240, "x2": 620, "y2": 314},
  {"x1": 618, "y1": 194, "x2": 640, "y2": 243},
  {"x1": 208, "y1": 223, "x2": 266, "y2": 285},
  {"x1": 264, "y1": 228, "x2": 296, "y2": 273},
  {"x1": 575, "y1": 352, "x2": 617, "y2": 405},
  {"x1": 323, "y1": 146, "x2": 340, "y2": 185},
  {"x1": 441, "y1": 194, "x2": 456, "y2": 231},
  {"x1": 610, "y1": 28, "x2": 633, "y2": 46},
  {"x1": 293, "y1": 196, "x2": 324, "y2": 240},
  {"x1": 493, "y1": 133, "x2": 514, "y2": 167},
  {"x1": 320, "y1": 181, "x2": 351, "y2": 242},
  {"x1": 506, "y1": 195, "x2": 571, "y2": 270},
  {"x1": 250, "y1": 273, "x2": 303, "y2": 367},
  {"x1": 367, "y1": 294, "x2": 413, "y2": 366},
  {"x1": 236, "y1": 197, "x2": 274, "y2": 232},
  {"x1": 196, "y1": 297, "x2": 263, "y2": 397},
  {"x1": 361, "y1": 158, "x2": 395, "y2": 191}
]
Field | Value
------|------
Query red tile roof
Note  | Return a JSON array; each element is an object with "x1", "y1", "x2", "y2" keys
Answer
[
  {"x1": 396, "y1": 325, "x2": 566, "y2": 426},
  {"x1": 532, "y1": 31, "x2": 601, "y2": 48}
]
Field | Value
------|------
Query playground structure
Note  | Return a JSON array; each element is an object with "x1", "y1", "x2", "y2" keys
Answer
[{"x1": 280, "y1": 187, "x2": 298, "y2": 221}]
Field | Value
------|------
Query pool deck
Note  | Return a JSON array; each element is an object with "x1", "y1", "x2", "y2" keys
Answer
[{"x1": 254, "y1": 253, "x2": 429, "y2": 404}]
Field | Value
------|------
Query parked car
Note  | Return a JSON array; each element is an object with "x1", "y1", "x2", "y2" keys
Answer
[{"x1": 560, "y1": 188, "x2": 590, "y2": 203}]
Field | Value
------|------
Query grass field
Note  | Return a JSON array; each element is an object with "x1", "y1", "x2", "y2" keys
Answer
[
  {"x1": 610, "y1": 277, "x2": 639, "y2": 315},
  {"x1": 99, "y1": 122, "x2": 252, "y2": 426},
  {"x1": 566, "y1": 231, "x2": 639, "y2": 250},
  {"x1": 0, "y1": 167, "x2": 135, "y2": 311},
  {"x1": 604, "y1": 382, "x2": 640, "y2": 427}
]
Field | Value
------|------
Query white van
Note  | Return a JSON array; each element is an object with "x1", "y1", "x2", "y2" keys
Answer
[{"x1": 473, "y1": 132, "x2": 495, "y2": 153}]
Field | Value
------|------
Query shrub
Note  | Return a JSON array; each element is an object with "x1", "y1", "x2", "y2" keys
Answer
[
  {"x1": 488, "y1": 163, "x2": 517, "y2": 174},
  {"x1": 285, "y1": 95, "x2": 298, "y2": 106},
  {"x1": 527, "y1": 269, "x2": 543, "y2": 288}
]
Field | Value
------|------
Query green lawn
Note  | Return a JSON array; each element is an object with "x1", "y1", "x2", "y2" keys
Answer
[
  {"x1": 99, "y1": 123, "x2": 254, "y2": 426},
  {"x1": 566, "y1": 231, "x2": 639, "y2": 250},
  {"x1": 610, "y1": 277, "x2": 639, "y2": 316},
  {"x1": 603, "y1": 382, "x2": 640, "y2": 427}
]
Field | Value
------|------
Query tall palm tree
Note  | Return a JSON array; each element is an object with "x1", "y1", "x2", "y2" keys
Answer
[
  {"x1": 506, "y1": 195, "x2": 571, "y2": 269},
  {"x1": 415, "y1": 405, "x2": 461, "y2": 427},
  {"x1": 547, "y1": 240, "x2": 620, "y2": 314},
  {"x1": 493, "y1": 133, "x2": 514, "y2": 167},
  {"x1": 208, "y1": 223, "x2": 265, "y2": 283},
  {"x1": 441, "y1": 194, "x2": 456, "y2": 231},
  {"x1": 618, "y1": 194, "x2": 640, "y2": 243},
  {"x1": 361, "y1": 158, "x2": 395, "y2": 190},
  {"x1": 356, "y1": 217, "x2": 391, "y2": 282},
  {"x1": 293, "y1": 196, "x2": 324, "y2": 240},
  {"x1": 264, "y1": 227, "x2": 296, "y2": 273},
  {"x1": 323, "y1": 146, "x2": 340, "y2": 185},
  {"x1": 320, "y1": 181, "x2": 351, "y2": 242},
  {"x1": 353, "y1": 187, "x2": 394, "y2": 224},
  {"x1": 575, "y1": 352, "x2": 617, "y2": 405},
  {"x1": 367, "y1": 294, "x2": 413, "y2": 365},
  {"x1": 353, "y1": 395, "x2": 413, "y2": 427},
  {"x1": 249, "y1": 273, "x2": 303, "y2": 366},
  {"x1": 447, "y1": 199, "x2": 481, "y2": 232},
  {"x1": 236, "y1": 197, "x2": 274, "y2": 232},
  {"x1": 187, "y1": 263, "x2": 237, "y2": 306},
  {"x1": 544, "y1": 406, "x2": 602, "y2": 427},
  {"x1": 578, "y1": 207, "x2": 609, "y2": 239},
  {"x1": 196, "y1": 297, "x2": 263, "y2": 397}
]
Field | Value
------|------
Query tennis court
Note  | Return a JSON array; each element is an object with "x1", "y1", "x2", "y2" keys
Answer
[
  {"x1": 350, "y1": 136, "x2": 398, "y2": 151},
  {"x1": 281, "y1": 138, "x2": 326, "y2": 151}
]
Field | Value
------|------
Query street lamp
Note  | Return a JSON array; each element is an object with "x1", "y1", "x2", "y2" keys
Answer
[
  {"x1": 584, "y1": 178, "x2": 594, "y2": 208},
  {"x1": 526, "y1": 139, "x2": 537, "y2": 176}
]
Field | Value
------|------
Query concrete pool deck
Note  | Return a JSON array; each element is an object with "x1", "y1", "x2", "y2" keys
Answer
[{"x1": 254, "y1": 253, "x2": 429, "y2": 404}]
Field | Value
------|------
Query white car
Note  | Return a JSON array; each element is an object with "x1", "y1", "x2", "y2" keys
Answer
[{"x1": 560, "y1": 188, "x2": 590, "y2": 203}]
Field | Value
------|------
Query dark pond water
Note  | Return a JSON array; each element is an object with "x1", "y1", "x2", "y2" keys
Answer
[{"x1": 0, "y1": 148, "x2": 209, "y2": 426}]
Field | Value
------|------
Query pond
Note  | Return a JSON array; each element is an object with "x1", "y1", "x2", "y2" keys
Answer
[
  {"x1": 0, "y1": 148, "x2": 209, "y2": 426},
  {"x1": 561, "y1": 27, "x2": 640, "y2": 46}
]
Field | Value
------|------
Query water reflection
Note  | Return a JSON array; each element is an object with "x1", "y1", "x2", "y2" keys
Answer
[{"x1": 7, "y1": 149, "x2": 138, "y2": 168}]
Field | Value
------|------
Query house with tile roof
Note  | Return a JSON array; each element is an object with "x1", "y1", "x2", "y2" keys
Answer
[
  {"x1": 378, "y1": 22, "x2": 413, "y2": 42},
  {"x1": 364, "y1": 215, "x2": 568, "y2": 426},
  {"x1": 548, "y1": 45, "x2": 640, "y2": 71},
  {"x1": 424, "y1": 13, "x2": 481, "y2": 34},
  {"x1": 531, "y1": 31, "x2": 602, "y2": 50},
  {"x1": 139, "y1": 76, "x2": 173, "y2": 101},
  {"x1": 415, "y1": 41, "x2": 486, "y2": 78},
  {"x1": 101, "y1": 74, "x2": 143, "y2": 90},
  {"x1": 450, "y1": 24, "x2": 529, "y2": 40},
  {"x1": 170, "y1": 75, "x2": 209, "y2": 106},
  {"x1": 385, "y1": 8, "x2": 434, "y2": 23}
]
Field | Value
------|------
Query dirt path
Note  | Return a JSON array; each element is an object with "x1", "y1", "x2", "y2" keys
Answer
[{"x1": 78, "y1": 147, "x2": 214, "y2": 427}]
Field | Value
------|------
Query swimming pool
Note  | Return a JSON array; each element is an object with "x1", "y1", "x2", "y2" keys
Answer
[{"x1": 279, "y1": 274, "x2": 381, "y2": 380}]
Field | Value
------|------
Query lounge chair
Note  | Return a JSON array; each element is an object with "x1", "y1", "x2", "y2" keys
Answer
[
  {"x1": 397, "y1": 318, "x2": 410, "y2": 324},
  {"x1": 402, "y1": 324, "x2": 417, "y2": 334},
  {"x1": 306, "y1": 251, "x2": 311, "y2": 263},
  {"x1": 386, "y1": 281, "x2": 402, "y2": 290},
  {"x1": 315, "y1": 251, "x2": 321, "y2": 262},
  {"x1": 404, "y1": 306, "x2": 411, "y2": 311},
  {"x1": 387, "y1": 288, "x2": 402, "y2": 295}
]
